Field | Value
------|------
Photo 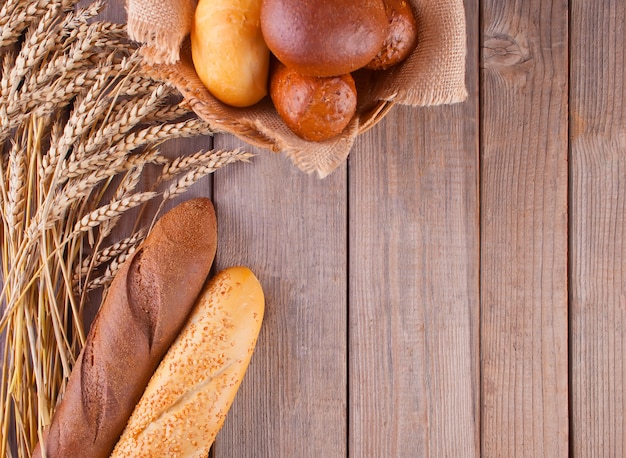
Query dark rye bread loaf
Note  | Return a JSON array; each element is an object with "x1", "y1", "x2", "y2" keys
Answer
[{"x1": 33, "y1": 198, "x2": 217, "y2": 458}]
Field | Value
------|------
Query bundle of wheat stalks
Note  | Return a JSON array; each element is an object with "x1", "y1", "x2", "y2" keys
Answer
[{"x1": 0, "y1": 0, "x2": 251, "y2": 455}]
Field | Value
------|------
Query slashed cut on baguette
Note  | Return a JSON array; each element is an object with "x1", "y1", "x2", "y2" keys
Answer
[
  {"x1": 33, "y1": 198, "x2": 217, "y2": 458},
  {"x1": 111, "y1": 266, "x2": 265, "y2": 457}
]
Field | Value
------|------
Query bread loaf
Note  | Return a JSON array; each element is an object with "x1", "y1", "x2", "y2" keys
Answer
[
  {"x1": 110, "y1": 266, "x2": 265, "y2": 457},
  {"x1": 33, "y1": 198, "x2": 218, "y2": 458}
]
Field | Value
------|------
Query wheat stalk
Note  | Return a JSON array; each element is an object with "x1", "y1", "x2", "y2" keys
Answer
[
  {"x1": 81, "y1": 244, "x2": 136, "y2": 293},
  {"x1": 74, "y1": 229, "x2": 147, "y2": 282},
  {"x1": 161, "y1": 148, "x2": 253, "y2": 200},
  {"x1": 73, "y1": 192, "x2": 158, "y2": 234},
  {"x1": 0, "y1": 0, "x2": 74, "y2": 49},
  {"x1": 0, "y1": 3, "x2": 253, "y2": 456}
]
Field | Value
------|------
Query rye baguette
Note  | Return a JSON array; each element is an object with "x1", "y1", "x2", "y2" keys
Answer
[
  {"x1": 111, "y1": 266, "x2": 265, "y2": 457},
  {"x1": 34, "y1": 198, "x2": 217, "y2": 458}
]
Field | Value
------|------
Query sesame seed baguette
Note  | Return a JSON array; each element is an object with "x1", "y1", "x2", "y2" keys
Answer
[
  {"x1": 33, "y1": 198, "x2": 218, "y2": 458},
  {"x1": 111, "y1": 266, "x2": 265, "y2": 457}
]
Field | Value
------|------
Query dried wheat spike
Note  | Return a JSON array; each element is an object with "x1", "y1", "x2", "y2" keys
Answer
[
  {"x1": 74, "y1": 229, "x2": 147, "y2": 281},
  {"x1": 72, "y1": 192, "x2": 158, "y2": 234}
]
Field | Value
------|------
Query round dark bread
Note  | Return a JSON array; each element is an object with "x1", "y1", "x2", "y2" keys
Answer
[
  {"x1": 365, "y1": 0, "x2": 419, "y2": 70},
  {"x1": 270, "y1": 61, "x2": 357, "y2": 142},
  {"x1": 33, "y1": 198, "x2": 217, "y2": 458},
  {"x1": 261, "y1": 0, "x2": 388, "y2": 77}
]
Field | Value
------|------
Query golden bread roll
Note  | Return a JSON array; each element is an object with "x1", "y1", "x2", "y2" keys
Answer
[
  {"x1": 111, "y1": 266, "x2": 265, "y2": 457},
  {"x1": 191, "y1": 0, "x2": 270, "y2": 107}
]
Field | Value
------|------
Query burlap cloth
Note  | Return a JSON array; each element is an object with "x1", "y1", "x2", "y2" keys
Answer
[{"x1": 126, "y1": 0, "x2": 467, "y2": 177}]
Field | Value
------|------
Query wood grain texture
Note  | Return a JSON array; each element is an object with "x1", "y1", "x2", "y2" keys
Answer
[
  {"x1": 211, "y1": 137, "x2": 348, "y2": 458},
  {"x1": 348, "y1": 102, "x2": 479, "y2": 457},
  {"x1": 348, "y1": 0, "x2": 480, "y2": 448},
  {"x1": 480, "y1": 0, "x2": 569, "y2": 455},
  {"x1": 570, "y1": 1, "x2": 626, "y2": 455}
]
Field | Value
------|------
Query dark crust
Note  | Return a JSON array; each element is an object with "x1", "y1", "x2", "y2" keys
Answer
[
  {"x1": 365, "y1": 0, "x2": 419, "y2": 70},
  {"x1": 270, "y1": 62, "x2": 357, "y2": 141},
  {"x1": 127, "y1": 248, "x2": 158, "y2": 351},
  {"x1": 33, "y1": 198, "x2": 217, "y2": 458},
  {"x1": 261, "y1": 0, "x2": 388, "y2": 77}
]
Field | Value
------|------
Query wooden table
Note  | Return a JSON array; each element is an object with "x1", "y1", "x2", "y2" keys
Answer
[{"x1": 104, "y1": 0, "x2": 624, "y2": 456}]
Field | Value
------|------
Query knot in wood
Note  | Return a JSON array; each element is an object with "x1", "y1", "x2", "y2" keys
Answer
[{"x1": 483, "y1": 34, "x2": 532, "y2": 69}]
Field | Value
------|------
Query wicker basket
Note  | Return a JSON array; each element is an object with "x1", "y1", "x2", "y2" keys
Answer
[{"x1": 131, "y1": 0, "x2": 468, "y2": 177}]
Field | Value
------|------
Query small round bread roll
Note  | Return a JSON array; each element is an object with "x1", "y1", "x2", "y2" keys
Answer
[
  {"x1": 366, "y1": 0, "x2": 419, "y2": 70},
  {"x1": 270, "y1": 62, "x2": 357, "y2": 142},
  {"x1": 261, "y1": 0, "x2": 388, "y2": 77}
]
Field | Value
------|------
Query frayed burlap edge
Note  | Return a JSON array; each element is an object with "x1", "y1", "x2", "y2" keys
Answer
[{"x1": 126, "y1": 0, "x2": 197, "y2": 65}]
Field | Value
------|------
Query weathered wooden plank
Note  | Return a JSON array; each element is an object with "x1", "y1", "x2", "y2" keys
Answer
[
  {"x1": 480, "y1": 0, "x2": 569, "y2": 455},
  {"x1": 570, "y1": 1, "x2": 626, "y2": 455},
  {"x1": 211, "y1": 137, "x2": 348, "y2": 457},
  {"x1": 348, "y1": 0, "x2": 480, "y2": 451},
  {"x1": 348, "y1": 104, "x2": 479, "y2": 458}
]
